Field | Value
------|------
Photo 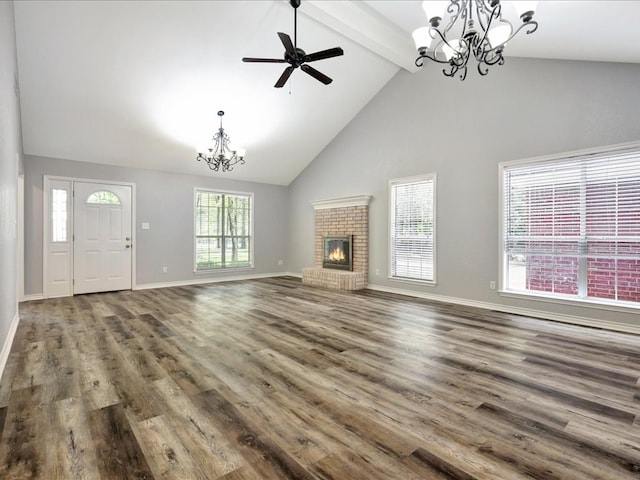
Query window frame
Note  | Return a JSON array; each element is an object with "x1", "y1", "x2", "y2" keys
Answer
[
  {"x1": 193, "y1": 188, "x2": 254, "y2": 273},
  {"x1": 51, "y1": 187, "x2": 69, "y2": 243},
  {"x1": 499, "y1": 141, "x2": 640, "y2": 312},
  {"x1": 389, "y1": 173, "x2": 437, "y2": 285}
]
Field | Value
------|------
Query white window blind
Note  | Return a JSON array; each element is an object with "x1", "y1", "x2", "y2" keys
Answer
[
  {"x1": 390, "y1": 175, "x2": 436, "y2": 282},
  {"x1": 195, "y1": 190, "x2": 253, "y2": 271},
  {"x1": 503, "y1": 147, "x2": 640, "y2": 305}
]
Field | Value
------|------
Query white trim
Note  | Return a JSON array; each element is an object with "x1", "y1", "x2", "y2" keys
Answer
[
  {"x1": 194, "y1": 267, "x2": 255, "y2": 275},
  {"x1": 499, "y1": 139, "x2": 640, "y2": 169},
  {"x1": 0, "y1": 313, "x2": 20, "y2": 380},
  {"x1": 366, "y1": 283, "x2": 640, "y2": 336},
  {"x1": 498, "y1": 140, "x2": 640, "y2": 310},
  {"x1": 498, "y1": 163, "x2": 506, "y2": 291},
  {"x1": 43, "y1": 175, "x2": 137, "y2": 297},
  {"x1": 304, "y1": 1, "x2": 417, "y2": 73},
  {"x1": 135, "y1": 272, "x2": 291, "y2": 291},
  {"x1": 389, "y1": 173, "x2": 436, "y2": 283},
  {"x1": 43, "y1": 176, "x2": 50, "y2": 297},
  {"x1": 193, "y1": 187, "x2": 255, "y2": 272},
  {"x1": 311, "y1": 195, "x2": 372, "y2": 210},
  {"x1": 498, "y1": 289, "x2": 640, "y2": 315},
  {"x1": 388, "y1": 276, "x2": 437, "y2": 288},
  {"x1": 43, "y1": 177, "x2": 72, "y2": 298},
  {"x1": 21, "y1": 294, "x2": 45, "y2": 302},
  {"x1": 18, "y1": 174, "x2": 24, "y2": 302}
]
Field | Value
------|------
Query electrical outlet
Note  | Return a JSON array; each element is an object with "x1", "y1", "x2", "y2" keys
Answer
[
  {"x1": 489, "y1": 280, "x2": 496, "y2": 290},
  {"x1": 277, "y1": 259, "x2": 283, "y2": 266},
  {"x1": 162, "y1": 266, "x2": 168, "y2": 273},
  {"x1": 375, "y1": 269, "x2": 380, "y2": 276}
]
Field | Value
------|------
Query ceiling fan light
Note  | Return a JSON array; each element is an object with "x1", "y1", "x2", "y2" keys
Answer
[{"x1": 412, "y1": 26, "x2": 432, "y2": 51}]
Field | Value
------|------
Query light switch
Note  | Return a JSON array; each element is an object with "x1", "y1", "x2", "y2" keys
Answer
[{"x1": 142, "y1": 222, "x2": 150, "y2": 230}]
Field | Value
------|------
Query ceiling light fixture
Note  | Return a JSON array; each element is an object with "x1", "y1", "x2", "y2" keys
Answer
[
  {"x1": 196, "y1": 111, "x2": 245, "y2": 172},
  {"x1": 412, "y1": 0, "x2": 538, "y2": 80}
]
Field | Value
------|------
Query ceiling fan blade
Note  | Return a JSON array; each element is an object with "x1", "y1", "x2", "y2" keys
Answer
[
  {"x1": 277, "y1": 32, "x2": 295, "y2": 56},
  {"x1": 275, "y1": 66, "x2": 295, "y2": 88},
  {"x1": 301, "y1": 64, "x2": 332, "y2": 85},
  {"x1": 242, "y1": 57, "x2": 286, "y2": 63},
  {"x1": 304, "y1": 47, "x2": 344, "y2": 63}
]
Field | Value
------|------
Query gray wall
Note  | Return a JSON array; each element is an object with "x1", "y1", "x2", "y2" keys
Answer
[
  {"x1": 289, "y1": 56, "x2": 640, "y2": 329},
  {"x1": 0, "y1": 1, "x2": 22, "y2": 354},
  {"x1": 24, "y1": 155, "x2": 289, "y2": 295}
]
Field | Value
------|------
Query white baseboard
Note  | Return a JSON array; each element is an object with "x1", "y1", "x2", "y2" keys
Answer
[
  {"x1": 0, "y1": 312, "x2": 20, "y2": 380},
  {"x1": 21, "y1": 293, "x2": 44, "y2": 302},
  {"x1": 366, "y1": 284, "x2": 640, "y2": 336},
  {"x1": 19, "y1": 273, "x2": 300, "y2": 298},
  {"x1": 135, "y1": 272, "x2": 293, "y2": 291}
]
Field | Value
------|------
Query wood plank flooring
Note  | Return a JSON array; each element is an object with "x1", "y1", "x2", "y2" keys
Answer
[{"x1": 1, "y1": 276, "x2": 639, "y2": 479}]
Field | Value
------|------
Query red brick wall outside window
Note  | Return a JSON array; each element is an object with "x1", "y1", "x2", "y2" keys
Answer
[{"x1": 503, "y1": 152, "x2": 640, "y2": 306}]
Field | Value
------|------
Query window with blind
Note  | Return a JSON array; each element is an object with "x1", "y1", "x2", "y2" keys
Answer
[
  {"x1": 390, "y1": 174, "x2": 436, "y2": 282},
  {"x1": 194, "y1": 189, "x2": 253, "y2": 271},
  {"x1": 502, "y1": 146, "x2": 640, "y2": 306}
]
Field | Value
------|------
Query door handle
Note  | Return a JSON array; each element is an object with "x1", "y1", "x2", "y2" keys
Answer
[{"x1": 125, "y1": 244, "x2": 132, "y2": 249}]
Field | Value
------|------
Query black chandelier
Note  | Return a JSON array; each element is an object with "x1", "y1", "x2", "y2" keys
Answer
[
  {"x1": 196, "y1": 111, "x2": 245, "y2": 172},
  {"x1": 412, "y1": 0, "x2": 538, "y2": 80}
]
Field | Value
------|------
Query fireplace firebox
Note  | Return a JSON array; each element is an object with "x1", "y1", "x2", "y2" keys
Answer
[{"x1": 323, "y1": 235, "x2": 353, "y2": 271}]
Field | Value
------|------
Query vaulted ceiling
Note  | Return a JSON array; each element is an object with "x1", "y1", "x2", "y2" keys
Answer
[{"x1": 14, "y1": 1, "x2": 640, "y2": 185}]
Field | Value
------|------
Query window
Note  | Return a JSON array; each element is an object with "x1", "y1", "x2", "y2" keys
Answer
[
  {"x1": 390, "y1": 174, "x2": 436, "y2": 282},
  {"x1": 87, "y1": 191, "x2": 120, "y2": 204},
  {"x1": 51, "y1": 188, "x2": 68, "y2": 242},
  {"x1": 502, "y1": 145, "x2": 640, "y2": 306},
  {"x1": 194, "y1": 189, "x2": 253, "y2": 271}
]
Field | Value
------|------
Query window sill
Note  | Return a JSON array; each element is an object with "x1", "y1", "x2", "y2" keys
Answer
[
  {"x1": 389, "y1": 276, "x2": 437, "y2": 287},
  {"x1": 194, "y1": 266, "x2": 255, "y2": 275},
  {"x1": 499, "y1": 289, "x2": 640, "y2": 315}
]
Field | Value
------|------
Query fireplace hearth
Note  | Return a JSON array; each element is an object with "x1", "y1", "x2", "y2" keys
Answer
[{"x1": 323, "y1": 235, "x2": 353, "y2": 271}]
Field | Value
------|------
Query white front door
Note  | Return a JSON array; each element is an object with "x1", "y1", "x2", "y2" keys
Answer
[{"x1": 73, "y1": 182, "x2": 133, "y2": 294}]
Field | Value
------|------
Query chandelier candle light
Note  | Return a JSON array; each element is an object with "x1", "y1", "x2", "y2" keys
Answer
[
  {"x1": 412, "y1": 0, "x2": 538, "y2": 80},
  {"x1": 196, "y1": 110, "x2": 245, "y2": 172}
]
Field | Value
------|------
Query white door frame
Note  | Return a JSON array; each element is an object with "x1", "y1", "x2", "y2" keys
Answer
[
  {"x1": 43, "y1": 175, "x2": 137, "y2": 298},
  {"x1": 18, "y1": 173, "x2": 24, "y2": 302}
]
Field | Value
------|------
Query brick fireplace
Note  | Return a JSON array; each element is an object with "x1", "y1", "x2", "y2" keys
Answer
[{"x1": 302, "y1": 195, "x2": 371, "y2": 290}]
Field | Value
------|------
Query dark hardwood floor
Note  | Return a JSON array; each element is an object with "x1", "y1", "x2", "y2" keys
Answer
[{"x1": 1, "y1": 276, "x2": 639, "y2": 479}]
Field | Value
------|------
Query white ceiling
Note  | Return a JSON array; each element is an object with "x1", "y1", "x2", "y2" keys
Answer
[{"x1": 13, "y1": 1, "x2": 640, "y2": 186}]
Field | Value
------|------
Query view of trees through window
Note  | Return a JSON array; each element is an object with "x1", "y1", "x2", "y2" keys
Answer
[
  {"x1": 87, "y1": 190, "x2": 120, "y2": 204},
  {"x1": 195, "y1": 190, "x2": 252, "y2": 270},
  {"x1": 390, "y1": 175, "x2": 435, "y2": 282}
]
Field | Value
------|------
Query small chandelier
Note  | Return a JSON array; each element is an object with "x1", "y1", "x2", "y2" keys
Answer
[
  {"x1": 412, "y1": 0, "x2": 538, "y2": 80},
  {"x1": 196, "y1": 110, "x2": 245, "y2": 172}
]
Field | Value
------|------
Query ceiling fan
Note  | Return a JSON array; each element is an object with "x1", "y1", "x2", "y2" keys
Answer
[{"x1": 242, "y1": 0, "x2": 344, "y2": 88}]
